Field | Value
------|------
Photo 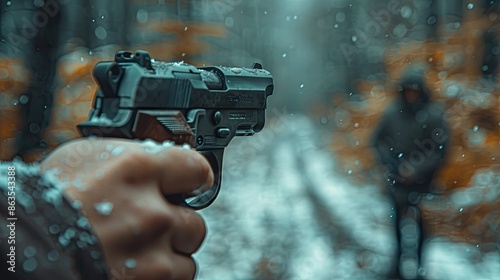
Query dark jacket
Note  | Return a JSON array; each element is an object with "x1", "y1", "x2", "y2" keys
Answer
[
  {"x1": 372, "y1": 66, "x2": 449, "y2": 193},
  {"x1": 0, "y1": 162, "x2": 108, "y2": 280}
]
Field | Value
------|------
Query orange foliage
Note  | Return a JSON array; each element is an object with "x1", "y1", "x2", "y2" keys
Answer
[
  {"x1": 43, "y1": 49, "x2": 103, "y2": 150},
  {"x1": 41, "y1": 20, "x2": 225, "y2": 151},
  {"x1": 0, "y1": 57, "x2": 31, "y2": 160}
]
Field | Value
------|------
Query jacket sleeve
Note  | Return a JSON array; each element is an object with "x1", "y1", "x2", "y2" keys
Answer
[{"x1": 0, "y1": 161, "x2": 109, "y2": 280}]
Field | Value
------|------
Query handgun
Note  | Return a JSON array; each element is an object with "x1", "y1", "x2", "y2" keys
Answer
[{"x1": 77, "y1": 50, "x2": 274, "y2": 210}]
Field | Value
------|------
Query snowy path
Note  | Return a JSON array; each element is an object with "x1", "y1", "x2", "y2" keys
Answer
[{"x1": 195, "y1": 115, "x2": 499, "y2": 280}]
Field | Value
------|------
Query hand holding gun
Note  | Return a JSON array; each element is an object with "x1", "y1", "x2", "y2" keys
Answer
[{"x1": 78, "y1": 50, "x2": 274, "y2": 210}]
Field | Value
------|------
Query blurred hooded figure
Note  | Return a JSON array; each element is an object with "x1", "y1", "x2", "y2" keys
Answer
[{"x1": 372, "y1": 65, "x2": 449, "y2": 279}]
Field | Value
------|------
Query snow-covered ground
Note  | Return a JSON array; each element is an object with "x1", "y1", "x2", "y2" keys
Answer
[{"x1": 195, "y1": 115, "x2": 500, "y2": 280}]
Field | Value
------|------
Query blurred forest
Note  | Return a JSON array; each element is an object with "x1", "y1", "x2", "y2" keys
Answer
[{"x1": 0, "y1": 0, "x2": 499, "y2": 279}]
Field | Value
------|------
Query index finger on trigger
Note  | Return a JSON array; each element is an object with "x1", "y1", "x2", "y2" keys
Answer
[{"x1": 154, "y1": 147, "x2": 214, "y2": 196}]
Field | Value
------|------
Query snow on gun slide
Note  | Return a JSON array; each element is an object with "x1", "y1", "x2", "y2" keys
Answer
[{"x1": 195, "y1": 115, "x2": 499, "y2": 280}]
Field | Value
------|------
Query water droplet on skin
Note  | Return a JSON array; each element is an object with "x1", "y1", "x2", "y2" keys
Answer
[
  {"x1": 354, "y1": 123, "x2": 359, "y2": 128},
  {"x1": 23, "y1": 258, "x2": 37, "y2": 272},
  {"x1": 460, "y1": 208, "x2": 464, "y2": 212},
  {"x1": 467, "y1": 3, "x2": 474, "y2": 9},
  {"x1": 125, "y1": 259, "x2": 137, "y2": 268},
  {"x1": 181, "y1": 53, "x2": 186, "y2": 57},
  {"x1": 398, "y1": 153, "x2": 404, "y2": 158},
  {"x1": 99, "y1": 152, "x2": 110, "y2": 160},
  {"x1": 182, "y1": 143, "x2": 192, "y2": 150},
  {"x1": 473, "y1": 125, "x2": 479, "y2": 132},
  {"x1": 94, "y1": 201, "x2": 113, "y2": 216},
  {"x1": 111, "y1": 145, "x2": 126, "y2": 157},
  {"x1": 282, "y1": 53, "x2": 287, "y2": 58},
  {"x1": 184, "y1": 26, "x2": 188, "y2": 31},
  {"x1": 105, "y1": 144, "x2": 114, "y2": 151},
  {"x1": 347, "y1": 170, "x2": 353, "y2": 175},
  {"x1": 300, "y1": 84, "x2": 304, "y2": 88},
  {"x1": 334, "y1": 24, "x2": 339, "y2": 28},
  {"x1": 24, "y1": 246, "x2": 37, "y2": 258},
  {"x1": 72, "y1": 178, "x2": 86, "y2": 190},
  {"x1": 293, "y1": 15, "x2": 298, "y2": 20}
]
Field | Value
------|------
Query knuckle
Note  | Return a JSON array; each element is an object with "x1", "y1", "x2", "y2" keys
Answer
[{"x1": 139, "y1": 206, "x2": 176, "y2": 231}]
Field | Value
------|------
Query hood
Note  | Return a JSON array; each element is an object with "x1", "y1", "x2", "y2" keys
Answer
[{"x1": 397, "y1": 65, "x2": 430, "y2": 107}]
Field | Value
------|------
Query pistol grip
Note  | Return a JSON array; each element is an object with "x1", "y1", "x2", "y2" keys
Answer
[{"x1": 167, "y1": 149, "x2": 224, "y2": 210}]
